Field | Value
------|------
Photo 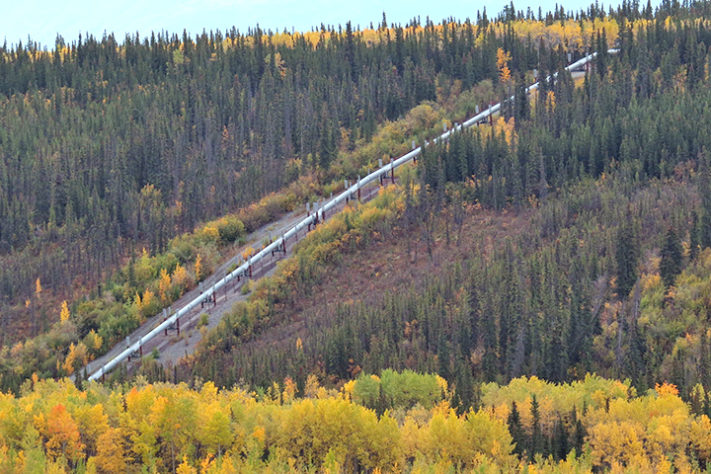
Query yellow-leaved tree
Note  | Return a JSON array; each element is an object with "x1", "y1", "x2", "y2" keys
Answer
[
  {"x1": 195, "y1": 254, "x2": 203, "y2": 282},
  {"x1": 60, "y1": 300, "x2": 70, "y2": 323},
  {"x1": 93, "y1": 428, "x2": 127, "y2": 473},
  {"x1": 158, "y1": 267, "x2": 171, "y2": 304},
  {"x1": 36, "y1": 403, "x2": 85, "y2": 463},
  {"x1": 196, "y1": 401, "x2": 232, "y2": 456},
  {"x1": 62, "y1": 342, "x2": 88, "y2": 375},
  {"x1": 496, "y1": 48, "x2": 512, "y2": 84}
]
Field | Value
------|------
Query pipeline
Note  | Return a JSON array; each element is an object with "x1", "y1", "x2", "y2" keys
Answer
[{"x1": 87, "y1": 49, "x2": 617, "y2": 381}]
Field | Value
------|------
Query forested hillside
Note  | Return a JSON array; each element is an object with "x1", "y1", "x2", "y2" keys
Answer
[
  {"x1": 0, "y1": 6, "x2": 624, "y2": 391},
  {"x1": 182, "y1": 3, "x2": 711, "y2": 399},
  {"x1": 0, "y1": 15, "x2": 522, "y2": 341},
  {"x1": 7, "y1": 0, "x2": 711, "y2": 471}
]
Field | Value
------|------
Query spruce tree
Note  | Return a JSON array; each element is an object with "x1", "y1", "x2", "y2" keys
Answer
[
  {"x1": 700, "y1": 162, "x2": 711, "y2": 249},
  {"x1": 507, "y1": 401, "x2": 525, "y2": 456},
  {"x1": 530, "y1": 395, "x2": 544, "y2": 460},
  {"x1": 572, "y1": 407, "x2": 586, "y2": 454},
  {"x1": 552, "y1": 415, "x2": 570, "y2": 459},
  {"x1": 616, "y1": 218, "x2": 639, "y2": 298},
  {"x1": 660, "y1": 227, "x2": 683, "y2": 287},
  {"x1": 690, "y1": 210, "x2": 700, "y2": 260}
]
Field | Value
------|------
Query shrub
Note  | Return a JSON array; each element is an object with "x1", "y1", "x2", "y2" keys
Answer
[{"x1": 216, "y1": 216, "x2": 246, "y2": 244}]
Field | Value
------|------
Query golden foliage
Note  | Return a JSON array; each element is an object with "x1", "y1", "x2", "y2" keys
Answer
[
  {"x1": 172, "y1": 263, "x2": 189, "y2": 290},
  {"x1": 93, "y1": 427, "x2": 127, "y2": 472},
  {"x1": 1, "y1": 374, "x2": 711, "y2": 471},
  {"x1": 158, "y1": 267, "x2": 171, "y2": 304},
  {"x1": 35, "y1": 403, "x2": 85, "y2": 462},
  {"x1": 655, "y1": 382, "x2": 680, "y2": 397},
  {"x1": 194, "y1": 254, "x2": 203, "y2": 282},
  {"x1": 242, "y1": 246, "x2": 255, "y2": 261},
  {"x1": 62, "y1": 342, "x2": 88, "y2": 375},
  {"x1": 496, "y1": 48, "x2": 512, "y2": 83},
  {"x1": 59, "y1": 300, "x2": 70, "y2": 323}
]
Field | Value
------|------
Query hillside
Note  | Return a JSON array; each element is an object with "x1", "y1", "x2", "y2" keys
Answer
[
  {"x1": 1, "y1": 16, "x2": 512, "y2": 345},
  {"x1": 179, "y1": 8, "x2": 711, "y2": 398},
  {"x1": 0, "y1": 9, "x2": 622, "y2": 391},
  {"x1": 6, "y1": 0, "x2": 711, "y2": 471}
]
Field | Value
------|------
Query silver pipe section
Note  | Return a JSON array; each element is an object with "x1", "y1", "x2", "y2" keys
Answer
[{"x1": 88, "y1": 49, "x2": 616, "y2": 382}]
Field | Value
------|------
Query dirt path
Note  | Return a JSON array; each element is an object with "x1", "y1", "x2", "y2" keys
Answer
[{"x1": 85, "y1": 179, "x2": 391, "y2": 377}]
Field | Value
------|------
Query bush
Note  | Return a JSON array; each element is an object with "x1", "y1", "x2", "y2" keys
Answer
[
  {"x1": 198, "y1": 313, "x2": 209, "y2": 328},
  {"x1": 216, "y1": 216, "x2": 246, "y2": 244}
]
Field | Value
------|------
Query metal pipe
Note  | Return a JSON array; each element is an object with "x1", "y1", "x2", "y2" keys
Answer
[{"x1": 88, "y1": 48, "x2": 615, "y2": 382}]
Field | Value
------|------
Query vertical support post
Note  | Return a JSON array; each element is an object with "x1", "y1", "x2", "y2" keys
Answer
[
  {"x1": 176, "y1": 317, "x2": 180, "y2": 335},
  {"x1": 356, "y1": 176, "x2": 361, "y2": 201},
  {"x1": 391, "y1": 158, "x2": 395, "y2": 184}
]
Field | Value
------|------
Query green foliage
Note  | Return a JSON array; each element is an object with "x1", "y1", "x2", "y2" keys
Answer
[
  {"x1": 660, "y1": 226, "x2": 683, "y2": 287},
  {"x1": 353, "y1": 370, "x2": 445, "y2": 410},
  {"x1": 198, "y1": 313, "x2": 209, "y2": 329},
  {"x1": 616, "y1": 219, "x2": 639, "y2": 298}
]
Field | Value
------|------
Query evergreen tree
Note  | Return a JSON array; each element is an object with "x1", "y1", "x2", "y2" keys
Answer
[
  {"x1": 616, "y1": 218, "x2": 639, "y2": 298},
  {"x1": 572, "y1": 407, "x2": 586, "y2": 454},
  {"x1": 660, "y1": 227, "x2": 683, "y2": 287},
  {"x1": 690, "y1": 210, "x2": 701, "y2": 260},
  {"x1": 701, "y1": 166, "x2": 711, "y2": 250},
  {"x1": 529, "y1": 395, "x2": 544, "y2": 460},
  {"x1": 507, "y1": 401, "x2": 526, "y2": 456}
]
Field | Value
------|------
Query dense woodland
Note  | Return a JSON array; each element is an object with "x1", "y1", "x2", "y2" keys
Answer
[
  {"x1": 3, "y1": 373, "x2": 711, "y2": 472},
  {"x1": 0, "y1": 1, "x2": 625, "y2": 390},
  {"x1": 6, "y1": 0, "x2": 711, "y2": 471},
  {"x1": 0, "y1": 12, "x2": 524, "y2": 336},
  {"x1": 186, "y1": 3, "x2": 711, "y2": 395}
]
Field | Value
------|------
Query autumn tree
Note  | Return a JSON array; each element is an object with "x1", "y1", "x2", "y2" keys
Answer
[
  {"x1": 37, "y1": 403, "x2": 85, "y2": 464},
  {"x1": 497, "y1": 48, "x2": 512, "y2": 84},
  {"x1": 93, "y1": 428, "x2": 127, "y2": 473},
  {"x1": 59, "y1": 300, "x2": 70, "y2": 323}
]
